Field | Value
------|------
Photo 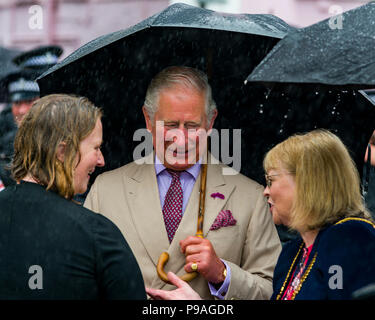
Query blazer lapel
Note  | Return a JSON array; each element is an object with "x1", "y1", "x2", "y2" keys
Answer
[{"x1": 126, "y1": 159, "x2": 170, "y2": 268}]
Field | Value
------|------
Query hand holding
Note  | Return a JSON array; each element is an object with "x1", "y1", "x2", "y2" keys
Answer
[{"x1": 180, "y1": 236, "x2": 226, "y2": 284}]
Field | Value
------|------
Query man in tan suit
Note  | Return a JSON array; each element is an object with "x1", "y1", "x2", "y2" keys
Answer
[{"x1": 84, "y1": 66, "x2": 281, "y2": 300}]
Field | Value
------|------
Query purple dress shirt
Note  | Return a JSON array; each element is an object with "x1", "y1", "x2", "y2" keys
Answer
[
  {"x1": 154, "y1": 155, "x2": 231, "y2": 299},
  {"x1": 155, "y1": 155, "x2": 200, "y2": 214}
]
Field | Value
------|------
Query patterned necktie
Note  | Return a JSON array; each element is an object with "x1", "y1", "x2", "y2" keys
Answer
[{"x1": 162, "y1": 170, "x2": 183, "y2": 243}]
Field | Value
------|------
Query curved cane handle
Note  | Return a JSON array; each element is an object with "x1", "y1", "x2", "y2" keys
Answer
[{"x1": 157, "y1": 251, "x2": 198, "y2": 284}]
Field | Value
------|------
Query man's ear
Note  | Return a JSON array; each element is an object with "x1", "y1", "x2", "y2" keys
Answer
[
  {"x1": 56, "y1": 142, "x2": 66, "y2": 163},
  {"x1": 142, "y1": 106, "x2": 153, "y2": 132},
  {"x1": 207, "y1": 109, "x2": 218, "y2": 133}
]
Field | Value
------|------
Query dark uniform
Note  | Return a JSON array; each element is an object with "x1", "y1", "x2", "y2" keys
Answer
[
  {"x1": 0, "y1": 46, "x2": 63, "y2": 189},
  {"x1": 0, "y1": 112, "x2": 16, "y2": 187}
]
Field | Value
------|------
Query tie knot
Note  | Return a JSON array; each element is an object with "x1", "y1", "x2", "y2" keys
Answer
[{"x1": 167, "y1": 169, "x2": 182, "y2": 179}]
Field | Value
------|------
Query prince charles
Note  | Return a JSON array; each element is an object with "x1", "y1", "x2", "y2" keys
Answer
[{"x1": 84, "y1": 66, "x2": 281, "y2": 299}]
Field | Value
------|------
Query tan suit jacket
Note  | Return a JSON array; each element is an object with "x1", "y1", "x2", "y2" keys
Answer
[{"x1": 84, "y1": 154, "x2": 281, "y2": 300}]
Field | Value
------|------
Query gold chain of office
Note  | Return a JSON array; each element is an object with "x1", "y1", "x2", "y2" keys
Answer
[
  {"x1": 276, "y1": 242, "x2": 317, "y2": 300},
  {"x1": 276, "y1": 217, "x2": 375, "y2": 300}
]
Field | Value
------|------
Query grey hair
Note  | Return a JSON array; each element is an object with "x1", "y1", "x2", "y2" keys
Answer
[{"x1": 143, "y1": 66, "x2": 217, "y2": 126}]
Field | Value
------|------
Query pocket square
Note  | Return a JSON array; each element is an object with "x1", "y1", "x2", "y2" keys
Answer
[{"x1": 210, "y1": 209, "x2": 237, "y2": 231}]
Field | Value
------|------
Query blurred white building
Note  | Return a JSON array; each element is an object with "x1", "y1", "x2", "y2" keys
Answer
[
  {"x1": 0, "y1": 0, "x2": 169, "y2": 58},
  {"x1": 0, "y1": 0, "x2": 370, "y2": 57},
  {"x1": 171, "y1": 0, "x2": 370, "y2": 27}
]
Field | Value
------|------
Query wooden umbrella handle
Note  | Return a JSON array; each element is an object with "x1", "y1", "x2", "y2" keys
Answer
[
  {"x1": 157, "y1": 252, "x2": 198, "y2": 284},
  {"x1": 156, "y1": 163, "x2": 208, "y2": 283}
]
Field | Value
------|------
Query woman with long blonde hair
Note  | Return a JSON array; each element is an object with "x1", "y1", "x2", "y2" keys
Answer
[{"x1": 264, "y1": 129, "x2": 375, "y2": 300}]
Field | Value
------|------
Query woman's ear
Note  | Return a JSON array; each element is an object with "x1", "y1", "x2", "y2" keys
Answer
[{"x1": 56, "y1": 142, "x2": 66, "y2": 163}]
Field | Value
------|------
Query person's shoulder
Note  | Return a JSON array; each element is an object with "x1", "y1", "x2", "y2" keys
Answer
[
  {"x1": 51, "y1": 192, "x2": 95, "y2": 219},
  {"x1": 317, "y1": 217, "x2": 375, "y2": 259},
  {"x1": 0, "y1": 185, "x2": 13, "y2": 200},
  {"x1": 80, "y1": 206, "x2": 130, "y2": 249},
  {"x1": 62, "y1": 197, "x2": 121, "y2": 234},
  {"x1": 322, "y1": 217, "x2": 375, "y2": 240}
]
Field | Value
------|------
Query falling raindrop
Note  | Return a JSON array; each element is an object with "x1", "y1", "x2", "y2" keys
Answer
[{"x1": 264, "y1": 87, "x2": 272, "y2": 100}]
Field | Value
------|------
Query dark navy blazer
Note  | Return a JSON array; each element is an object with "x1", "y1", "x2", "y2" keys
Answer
[
  {"x1": 0, "y1": 181, "x2": 146, "y2": 299},
  {"x1": 272, "y1": 218, "x2": 375, "y2": 300}
]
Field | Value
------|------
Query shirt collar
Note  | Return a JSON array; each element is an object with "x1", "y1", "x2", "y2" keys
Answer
[{"x1": 155, "y1": 154, "x2": 201, "y2": 180}]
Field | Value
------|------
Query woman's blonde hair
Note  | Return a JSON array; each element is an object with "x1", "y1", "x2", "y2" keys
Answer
[
  {"x1": 12, "y1": 94, "x2": 102, "y2": 199},
  {"x1": 263, "y1": 129, "x2": 370, "y2": 232}
]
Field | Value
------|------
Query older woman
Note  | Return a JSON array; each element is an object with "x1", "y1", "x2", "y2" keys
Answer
[
  {"x1": 147, "y1": 129, "x2": 375, "y2": 300},
  {"x1": 0, "y1": 94, "x2": 146, "y2": 299},
  {"x1": 265, "y1": 129, "x2": 375, "y2": 300}
]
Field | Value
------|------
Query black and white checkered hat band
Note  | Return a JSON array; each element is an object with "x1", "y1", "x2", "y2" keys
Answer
[
  {"x1": 8, "y1": 78, "x2": 39, "y2": 94},
  {"x1": 20, "y1": 53, "x2": 58, "y2": 68}
]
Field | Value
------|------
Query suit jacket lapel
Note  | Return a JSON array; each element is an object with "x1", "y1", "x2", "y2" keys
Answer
[{"x1": 126, "y1": 158, "x2": 170, "y2": 268}]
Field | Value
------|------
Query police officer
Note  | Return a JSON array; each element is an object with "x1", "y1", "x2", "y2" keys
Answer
[{"x1": 0, "y1": 45, "x2": 63, "y2": 189}]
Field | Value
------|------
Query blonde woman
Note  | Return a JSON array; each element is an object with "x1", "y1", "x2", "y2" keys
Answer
[
  {"x1": 0, "y1": 94, "x2": 145, "y2": 299},
  {"x1": 265, "y1": 129, "x2": 375, "y2": 300}
]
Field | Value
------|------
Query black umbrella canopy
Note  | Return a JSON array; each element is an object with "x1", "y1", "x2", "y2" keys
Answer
[
  {"x1": 38, "y1": 3, "x2": 293, "y2": 182},
  {"x1": 247, "y1": 2, "x2": 375, "y2": 87},
  {"x1": 245, "y1": 2, "x2": 375, "y2": 180}
]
